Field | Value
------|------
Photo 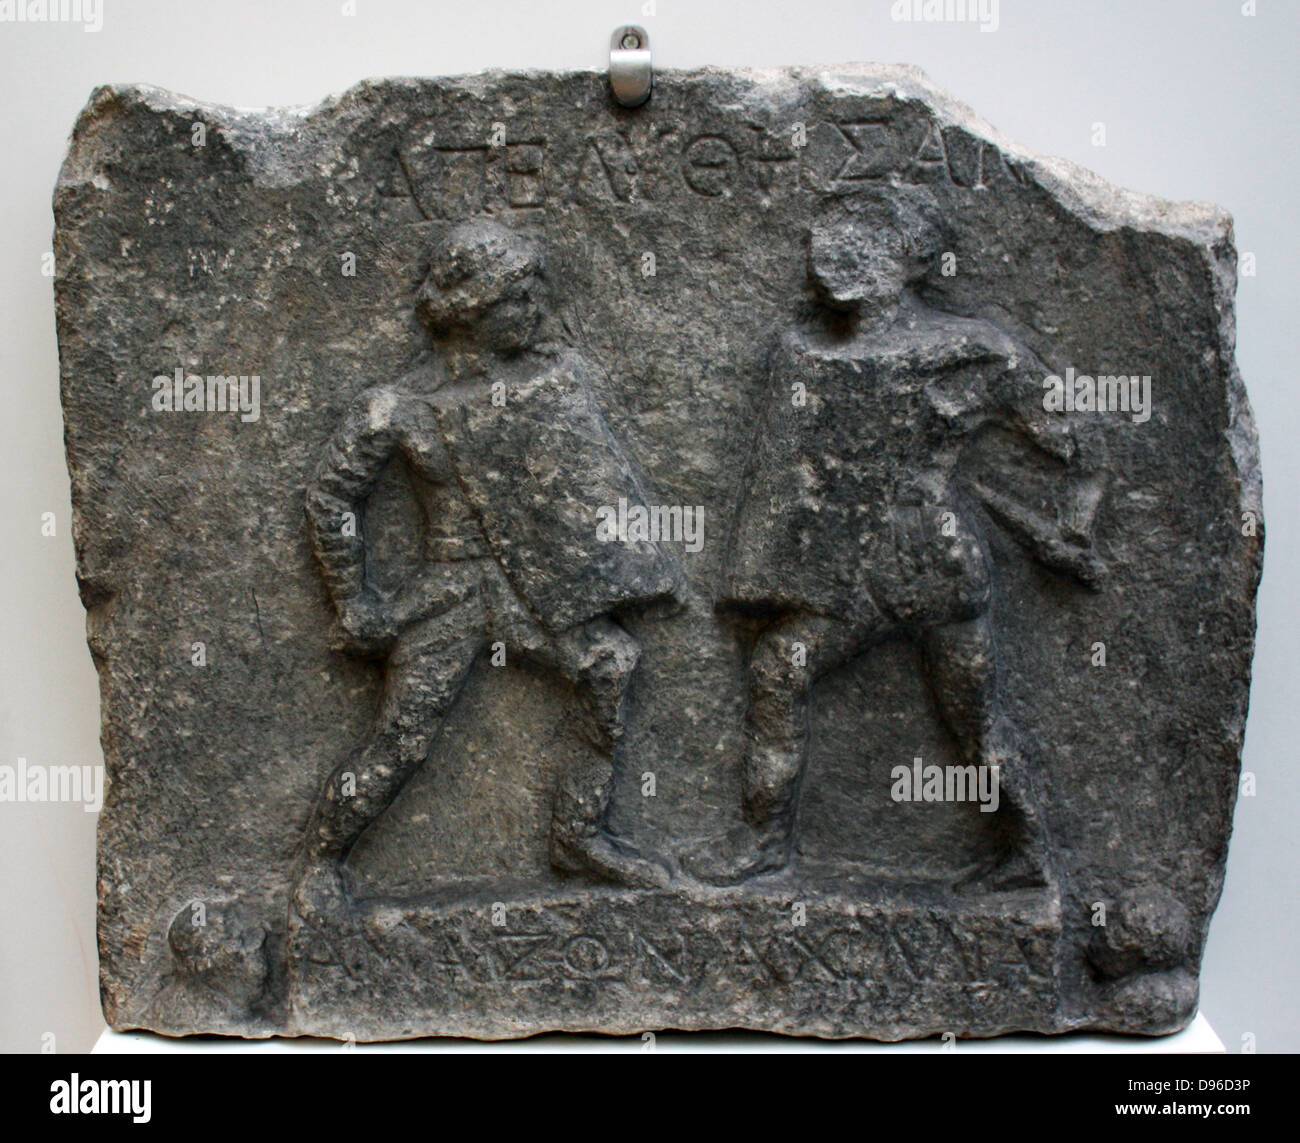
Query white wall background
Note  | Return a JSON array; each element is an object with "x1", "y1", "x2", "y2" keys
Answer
[{"x1": 1, "y1": 0, "x2": 1294, "y2": 1054}]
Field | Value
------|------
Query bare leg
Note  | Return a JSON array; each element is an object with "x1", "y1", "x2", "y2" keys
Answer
[
  {"x1": 545, "y1": 617, "x2": 671, "y2": 889},
  {"x1": 296, "y1": 602, "x2": 484, "y2": 918},
  {"x1": 688, "y1": 612, "x2": 872, "y2": 884},
  {"x1": 920, "y1": 614, "x2": 1051, "y2": 891}
]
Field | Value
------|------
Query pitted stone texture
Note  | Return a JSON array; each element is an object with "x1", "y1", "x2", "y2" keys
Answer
[{"x1": 54, "y1": 65, "x2": 1261, "y2": 1041}]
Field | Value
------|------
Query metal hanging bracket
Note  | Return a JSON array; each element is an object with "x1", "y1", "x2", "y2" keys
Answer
[{"x1": 609, "y1": 26, "x2": 652, "y2": 108}]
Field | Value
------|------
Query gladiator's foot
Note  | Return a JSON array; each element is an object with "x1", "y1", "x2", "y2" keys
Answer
[
  {"x1": 292, "y1": 857, "x2": 354, "y2": 925},
  {"x1": 552, "y1": 830, "x2": 672, "y2": 890},
  {"x1": 291, "y1": 859, "x2": 379, "y2": 978},
  {"x1": 682, "y1": 822, "x2": 791, "y2": 887}
]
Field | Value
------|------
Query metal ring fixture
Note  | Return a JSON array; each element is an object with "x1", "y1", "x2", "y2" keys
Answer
[{"x1": 609, "y1": 25, "x2": 652, "y2": 108}]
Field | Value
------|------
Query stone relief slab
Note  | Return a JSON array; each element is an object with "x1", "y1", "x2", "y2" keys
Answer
[{"x1": 53, "y1": 64, "x2": 1262, "y2": 1040}]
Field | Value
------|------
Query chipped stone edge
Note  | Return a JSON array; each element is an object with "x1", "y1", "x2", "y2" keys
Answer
[{"x1": 53, "y1": 62, "x2": 1263, "y2": 1043}]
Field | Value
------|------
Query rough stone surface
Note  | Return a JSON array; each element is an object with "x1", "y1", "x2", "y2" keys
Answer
[{"x1": 53, "y1": 65, "x2": 1262, "y2": 1041}]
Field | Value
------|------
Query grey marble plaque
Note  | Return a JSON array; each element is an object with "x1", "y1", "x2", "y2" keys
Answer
[{"x1": 53, "y1": 64, "x2": 1262, "y2": 1041}]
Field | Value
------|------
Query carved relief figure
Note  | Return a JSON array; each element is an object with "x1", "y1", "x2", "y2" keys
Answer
[
  {"x1": 295, "y1": 219, "x2": 684, "y2": 922},
  {"x1": 692, "y1": 196, "x2": 1107, "y2": 887}
]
